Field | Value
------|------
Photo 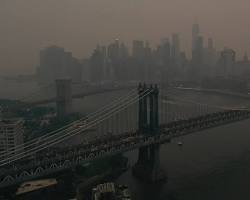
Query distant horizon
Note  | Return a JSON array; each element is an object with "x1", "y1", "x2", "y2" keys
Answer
[
  {"x1": 1, "y1": 0, "x2": 250, "y2": 75},
  {"x1": 1, "y1": 33, "x2": 248, "y2": 77}
]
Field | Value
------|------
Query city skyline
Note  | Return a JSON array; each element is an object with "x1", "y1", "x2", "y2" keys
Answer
[
  {"x1": 1, "y1": 0, "x2": 250, "y2": 75},
  {"x1": 2, "y1": 24, "x2": 249, "y2": 77},
  {"x1": 2, "y1": 1, "x2": 250, "y2": 199}
]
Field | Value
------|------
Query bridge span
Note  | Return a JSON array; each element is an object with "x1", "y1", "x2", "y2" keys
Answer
[
  {"x1": 1, "y1": 84, "x2": 250, "y2": 188},
  {"x1": 23, "y1": 84, "x2": 135, "y2": 106}
]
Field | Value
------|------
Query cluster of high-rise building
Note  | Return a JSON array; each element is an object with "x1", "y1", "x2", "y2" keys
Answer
[
  {"x1": 37, "y1": 46, "x2": 82, "y2": 84},
  {"x1": 88, "y1": 35, "x2": 188, "y2": 83},
  {"x1": 190, "y1": 23, "x2": 217, "y2": 80},
  {"x1": 0, "y1": 118, "x2": 24, "y2": 157},
  {"x1": 36, "y1": 24, "x2": 250, "y2": 88}
]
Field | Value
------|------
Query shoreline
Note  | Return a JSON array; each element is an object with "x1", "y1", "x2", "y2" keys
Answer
[{"x1": 175, "y1": 87, "x2": 250, "y2": 100}]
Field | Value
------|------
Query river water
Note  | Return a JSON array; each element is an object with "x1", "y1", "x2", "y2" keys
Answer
[{"x1": 1, "y1": 79, "x2": 250, "y2": 200}]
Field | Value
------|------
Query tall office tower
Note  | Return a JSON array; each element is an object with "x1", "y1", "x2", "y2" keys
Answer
[
  {"x1": 144, "y1": 41, "x2": 154, "y2": 82},
  {"x1": 107, "y1": 39, "x2": 124, "y2": 81},
  {"x1": 132, "y1": 40, "x2": 145, "y2": 60},
  {"x1": 107, "y1": 39, "x2": 120, "y2": 61},
  {"x1": 180, "y1": 51, "x2": 187, "y2": 64},
  {"x1": 56, "y1": 78, "x2": 72, "y2": 118},
  {"x1": 234, "y1": 52, "x2": 250, "y2": 77},
  {"x1": 206, "y1": 38, "x2": 217, "y2": 67},
  {"x1": 81, "y1": 58, "x2": 91, "y2": 82},
  {"x1": 70, "y1": 58, "x2": 83, "y2": 83},
  {"x1": 171, "y1": 33, "x2": 181, "y2": 62},
  {"x1": 100, "y1": 46, "x2": 110, "y2": 81},
  {"x1": 90, "y1": 46, "x2": 105, "y2": 82},
  {"x1": 192, "y1": 23, "x2": 200, "y2": 52},
  {"x1": 114, "y1": 38, "x2": 119, "y2": 47},
  {"x1": 190, "y1": 35, "x2": 205, "y2": 80},
  {"x1": 197, "y1": 36, "x2": 204, "y2": 62},
  {"x1": 119, "y1": 43, "x2": 129, "y2": 59},
  {"x1": 193, "y1": 36, "x2": 204, "y2": 64},
  {"x1": 159, "y1": 38, "x2": 171, "y2": 65},
  {"x1": 243, "y1": 52, "x2": 249, "y2": 62},
  {"x1": 37, "y1": 46, "x2": 82, "y2": 84},
  {"x1": 0, "y1": 119, "x2": 24, "y2": 157},
  {"x1": 219, "y1": 48, "x2": 236, "y2": 77},
  {"x1": 208, "y1": 38, "x2": 213, "y2": 50}
]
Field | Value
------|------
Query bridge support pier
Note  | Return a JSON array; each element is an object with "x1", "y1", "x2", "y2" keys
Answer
[
  {"x1": 149, "y1": 144, "x2": 165, "y2": 182},
  {"x1": 132, "y1": 143, "x2": 165, "y2": 182},
  {"x1": 132, "y1": 84, "x2": 166, "y2": 182}
]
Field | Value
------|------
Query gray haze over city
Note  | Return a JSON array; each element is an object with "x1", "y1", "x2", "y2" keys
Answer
[
  {"x1": 3, "y1": 1, "x2": 250, "y2": 200},
  {"x1": 1, "y1": 0, "x2": 250, "y2": 75}
]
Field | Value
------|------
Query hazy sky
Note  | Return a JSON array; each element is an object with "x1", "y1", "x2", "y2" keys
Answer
[{"x1": 1, "y1": 0, "x2": 250, "y2": 75}]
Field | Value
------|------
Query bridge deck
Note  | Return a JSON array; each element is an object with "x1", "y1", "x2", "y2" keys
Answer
[{"x1": 0, "y1": 110, "x2": 250, "y2": 188}]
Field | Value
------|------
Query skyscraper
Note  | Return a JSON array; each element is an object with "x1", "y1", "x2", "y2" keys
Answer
[
  {"x1": 119, "y1": 43, "x2": 129, "y2": 59},
  {"x1": 219, "y1": 48, "x2": 236, "y2": 77},
  {"x1": 172, "y1": 33, "x2": 181, "y2": 62},
  {"x1": 37, "y1": 46, "x2": 82, "y2": 84},
  {"x1": 206, "y1": 38, "x2": 217, "y2": 68},
  {"x1": 56, "y1": 79, "x2": 72, "y2": 118},
  {"x1": 208, "y1": 38, "x2": 213, "y2": 50},
  {"x1": 132, "y1": 40, "x2": 145, "y2": 60},
  {"x1": 90, "y1": 46, "x2": 105, "y2": 82},
  {"x1": 159, "y1": 38, "x2": 171, "y2": 65},
  {"x1": 190, "y1": 33, "x2": 204, "y2": 80},
  {"x1": 192, "y1": 23, "x2": 200, "y2": 53},
  {"x1": 107, "y1": 39, "x2": 120, "y2": 61},
  {"x1": 197, "y1": 36, "x2": 204, "y2": 62}
]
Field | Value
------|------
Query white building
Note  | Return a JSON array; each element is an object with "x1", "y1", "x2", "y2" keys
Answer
[
  {"x1": 91, "y1": 182, "x2": 131, "y2": 200},
  {"x1": 218, "y1": 48, "x2": 236, "y2": 77},
  {"x1": 0, "y1": 118, "x2": 24, "y2": 157}
]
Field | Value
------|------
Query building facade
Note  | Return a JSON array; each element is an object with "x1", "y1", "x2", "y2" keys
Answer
[
  {"x1": 0, "y1": 119, "x2": 24, "y2": 156},
  {"x1": 218, "y1": 48, "x2": 236, "y2": 77},
  {"x1": 37, "y1": 46, "x2": 82, "y2": 84}
]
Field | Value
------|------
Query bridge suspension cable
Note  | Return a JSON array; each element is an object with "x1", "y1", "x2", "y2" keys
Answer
[
  {"x1": 0, "y1": 88, "x2": 152, "y2": 166},
  {"x1": 0, "y1": 89, "x2": 151, "y2": 166},
  {"x1": 0, "y1": 88, "x2": 138, "y2": 158},
  {"x1": 158, "y1": 88, "x2": 229, "y2": 125}
]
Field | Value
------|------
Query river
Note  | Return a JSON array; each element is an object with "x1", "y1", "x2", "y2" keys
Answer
[{"x1": 1, "y1": 79, "x2": 250, "y2": 200}]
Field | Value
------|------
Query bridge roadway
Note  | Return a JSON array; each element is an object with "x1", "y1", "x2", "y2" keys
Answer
[
  {"x1": 1, "y1": 109, "x2": 250, "y2": 188},
  {"x1": 27, "y1": 85, "x2": 134, "y2": 106}
]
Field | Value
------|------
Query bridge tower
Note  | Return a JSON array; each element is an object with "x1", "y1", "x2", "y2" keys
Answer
[
  {"x1": 132, "y1": 83, "x2": 166, "y2": 182},
  {"x1": 56, "y1": 78, "x2": 72, "y2": 118}
]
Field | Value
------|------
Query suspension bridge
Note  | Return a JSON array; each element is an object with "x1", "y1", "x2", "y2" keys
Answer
[
  {"x1": 18, "y1": 82, "x2": 135, "y2": 106},
  {"x1": 1, "y1": 83, "x2": 250, "y2": 188}
]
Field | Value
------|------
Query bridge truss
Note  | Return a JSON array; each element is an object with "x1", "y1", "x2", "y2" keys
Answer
[{"x1": 1, "y1": 83, "x2": 250, "y2": 188}]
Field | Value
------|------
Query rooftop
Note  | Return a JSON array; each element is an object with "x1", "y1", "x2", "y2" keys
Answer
[
  {"x1": 16, "y1": 179, "x2": 57, "y2": 195},
  {"x1": 0, "y1": 118, "x2": 23, "y2": 126}
]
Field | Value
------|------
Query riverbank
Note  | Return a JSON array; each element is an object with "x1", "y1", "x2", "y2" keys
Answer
[
  {"x1": 75, "y1": 154, "x2": 128, "y2": 200},
  {"x1": 175, "y1": 87, "x2": 250, "y2": 100}
]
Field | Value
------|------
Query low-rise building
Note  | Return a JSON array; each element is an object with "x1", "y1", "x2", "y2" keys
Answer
[{"x1": 92, "y1": 182, "x2": 131, "y2": 200}]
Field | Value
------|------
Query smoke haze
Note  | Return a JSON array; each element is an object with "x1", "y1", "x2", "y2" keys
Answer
[{"x1": 1, "y1": 0, "x2": 250, "y2": 75}]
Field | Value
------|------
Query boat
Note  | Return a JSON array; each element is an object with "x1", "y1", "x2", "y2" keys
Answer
[
  {"x1": 177, "y1": 141, "x2": 183, "y2": 146},
  {"x1": 16, "y1": 179, "x2": 57, "y2": 196}
]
